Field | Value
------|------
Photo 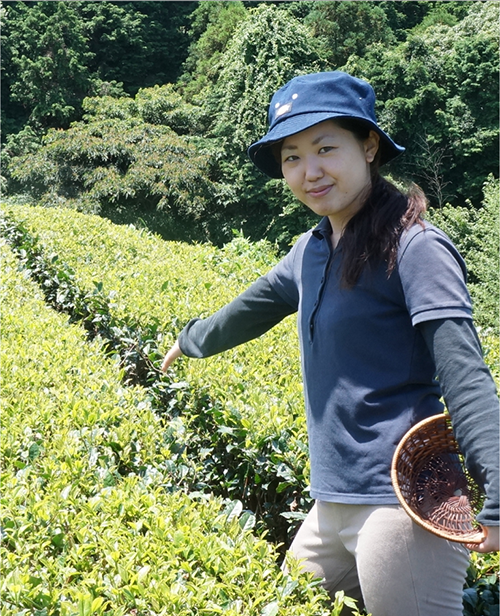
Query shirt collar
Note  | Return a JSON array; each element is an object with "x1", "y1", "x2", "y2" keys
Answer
[{"x1": 312, "y1": 217, "x2": 332, "y2": 240}]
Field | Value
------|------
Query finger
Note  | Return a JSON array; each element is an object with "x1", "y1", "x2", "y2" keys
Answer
[
  {"x1": 466, "y1": 537, "x2": 494, "y2": 553},
  {"x1": 161, "y1": 350, "x2": 178, "y2": 372},
  {"x1": 161, "y1": 342, "x2": 183, "y2": 372}
]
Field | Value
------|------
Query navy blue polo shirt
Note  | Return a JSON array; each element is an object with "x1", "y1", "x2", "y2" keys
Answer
[
  {"x1": 266, "y1": 217, "x2": 472, "y2": 503},
  {"x1": 179, "y1": 218, "x2": 475, "y2": 506}
]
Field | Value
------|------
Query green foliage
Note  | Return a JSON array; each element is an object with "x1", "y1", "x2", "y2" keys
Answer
[
  {"x1": 1, "y1": 1, "x2": 196, "y2": 139},
  {"x1": 304, "y1": 1, "x2": 396, "y2": 68},
  {"x1": 3, "y1": 2, "x2": 326, "y2": 248},
  {"x1": 6, "y1": 91, "x2": 235, "y2": 244},
  {"x1": 78, "y1": 1, "x2": 197, "y2": 94},
  {"x1": 3, "y1": 1, "x2": 499, "y2": 247},
  {"x1": 377, "y1": 1, "x2": 474, "y2": 40},
  {"x1": 207, "y1": 5, "x2": 321, "y2": 162},
  {"x1": 346, "y1": 1, "x2": 499, "y2": 207},
  {"x1": 0, "y1": 204, "x2": 309, "y2": 549},
  {"x1": 199, "y1": 3, "x2": 323, "y2": 244},
  {"x1": 132, "y1": 84, "x2": 206, "y2": 135},
  {"x1": 0, "y1": 225, "x2": 355, "y2": 616},
  {"x1": 427, "y1": 176, "x2": 499, "y2": 333},
  {"x1": 1, "y1": 202, "x2": 497, "y2": 614},
  {"x1": 179, "y1": 0, "x2": 248, "y2": 101},
  {"x1": 2, "y1": 1, "x2": 93, "y2": 131},
  {"x1": 464, "y1": 551, "x2": 500, "y2": 616}
]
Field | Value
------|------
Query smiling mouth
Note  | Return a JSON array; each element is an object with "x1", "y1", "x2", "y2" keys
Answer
[{"x1": 307, "y1": 185, "x2": 333, "y2": 198}]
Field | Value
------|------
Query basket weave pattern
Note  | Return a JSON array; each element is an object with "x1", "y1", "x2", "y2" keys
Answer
[{"x1": 391, "y1": 414, "x2": 484, "y2": 543}]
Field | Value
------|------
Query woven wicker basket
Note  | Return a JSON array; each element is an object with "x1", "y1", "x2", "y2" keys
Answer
[{"x1": 391, "y1": 414, "x2": 484, "y2": 544}]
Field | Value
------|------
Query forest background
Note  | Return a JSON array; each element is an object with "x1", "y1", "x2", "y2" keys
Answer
[
  {"x1": 2, "y1": 0, "x2": 499, "y2": 333},
  {"x1": 2, "y1": 0, "x2": 499, "y2": 243}
]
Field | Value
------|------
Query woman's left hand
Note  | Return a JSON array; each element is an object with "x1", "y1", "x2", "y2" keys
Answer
[{"x1": 466, "y1": 526, "x2": 499, "y2": 552}]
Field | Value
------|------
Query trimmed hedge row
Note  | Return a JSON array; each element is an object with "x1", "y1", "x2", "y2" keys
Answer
[
  {"x1": 0, "y1": 206, "x2": 311, "y2": 548},
  {"x1": 3, "y1": 205, "x2": 304, "y2": 440},
  {"x1": 1, "y1": 239, "x2": 352, "y2": 616},
  {"x1": 1, "y1": 204, "x2": 498, "y2": 615}
]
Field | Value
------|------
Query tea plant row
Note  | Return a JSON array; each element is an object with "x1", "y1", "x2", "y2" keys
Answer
[
  {"x1": 0, "y1": 206, "x2": 312, "y2": 547},
  {"x1": 1, "y1": 236, "x2": 355, "y2": 615},
  {"x1": 1, "y1": 204, "x2": 498, "y2": 614}
]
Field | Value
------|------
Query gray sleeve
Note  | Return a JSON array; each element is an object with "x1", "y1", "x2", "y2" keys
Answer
[
  {"x1": 398, "y1": 225, "x2": 473, "y2": 325},
  {"x1": 418, "y1": 317, "x2": 499, "y2": 526},
  {"x1": 178, "y1": 275, "x2": 297, "y2": 358}
]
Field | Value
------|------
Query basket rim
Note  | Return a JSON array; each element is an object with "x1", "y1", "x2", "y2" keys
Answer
[{"x1": 391, "y1": 413, "x2": 484, "y2": 544}]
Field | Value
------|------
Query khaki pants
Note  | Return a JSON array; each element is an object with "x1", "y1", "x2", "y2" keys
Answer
[{"x1": 288, "y1": 501, "x2": 470, "y2": 616}]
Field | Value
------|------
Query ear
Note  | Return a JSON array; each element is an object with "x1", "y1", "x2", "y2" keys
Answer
[{"x1": 364, "y1": 130, "x2": 380, "y2": 163}]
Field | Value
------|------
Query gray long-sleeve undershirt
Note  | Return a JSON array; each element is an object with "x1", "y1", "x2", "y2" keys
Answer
[{"x1": 418, "y1": 318, "x2": 499, "y2": 527}]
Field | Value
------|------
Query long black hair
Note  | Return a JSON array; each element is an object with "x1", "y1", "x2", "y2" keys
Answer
[
  {"x1": 335, "y1": 118, "x2": 427, "y2": 287},
  {"x1": 341, "y1": 173, "x2": 427, "y2": 287}
]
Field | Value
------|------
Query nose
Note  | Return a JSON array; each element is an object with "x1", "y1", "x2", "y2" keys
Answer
[{"x1": 304, "y1": 155, "x2": 324, "y2": 182}]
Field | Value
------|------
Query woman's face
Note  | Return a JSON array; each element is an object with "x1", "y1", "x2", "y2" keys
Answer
[{"x1": 281, "y1": 120, "x2": 379, "y2": 236}]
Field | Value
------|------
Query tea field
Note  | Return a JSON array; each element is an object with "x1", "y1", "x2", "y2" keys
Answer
[{"x1": 1, "y1": 203, "x2": 498, "y2": 616}]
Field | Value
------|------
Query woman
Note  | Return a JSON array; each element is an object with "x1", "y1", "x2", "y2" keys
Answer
[{"x1": 161, "y1": 72, "x2": 499, "y2": 615}]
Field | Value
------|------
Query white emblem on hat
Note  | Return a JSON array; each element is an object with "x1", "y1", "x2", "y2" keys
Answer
[
  {"x1": 276, "y1": 103, "x2": 292, "y2": 117},
  {"x1": 292, "y1": 93, "x2": 298, "y2": 100}
]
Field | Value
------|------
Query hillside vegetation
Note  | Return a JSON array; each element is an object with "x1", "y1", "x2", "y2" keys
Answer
[
  {"x1": 0, "y1": 220, "x2": 345, "y2": 615},
  {"x1": 1, "y1": 1, "x2": 498, "y2": 612},
  {"x1": 2, "y1": 1, "x2": 498, "y2": 247}
]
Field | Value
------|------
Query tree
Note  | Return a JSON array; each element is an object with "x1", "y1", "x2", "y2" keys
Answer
[
  {"x1": 345, "y1": 1, "x2": 499, "y2": 207},
  {"x1": 2, "y1": 1, "x2": 93, "y2": 132},
  {"x1": 178, "y1": 1, "x2": 248, "y2": 101},
  {"x1": 303, "y1": 1, "x2": 396, "y2": 68},
  {"x1": 7, "y1": 90, "x2": 235, "y2": 245},
  {"x1": 201, "y1": 3, "x2": 323, "y2": 244},
  {"x1": 377, "y1": 1, "x2": 474, "y2": 40},
  {"x1": 80, "y1": 1, "x2": 197, "y2": 95},
  {"x1": 3, "y1": 0, "x2": 497, "y2": 251},
  {"x1": 1, "y1": 1, "x2": 197, "y2": 140}
]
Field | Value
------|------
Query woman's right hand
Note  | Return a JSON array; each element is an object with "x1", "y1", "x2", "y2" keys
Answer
[
  {"x1": 467, "y1": 526, "x2": 499, "y2": 553},
  {"x1": 161, "y1": 340, "x2": 183, "y2": 372}
]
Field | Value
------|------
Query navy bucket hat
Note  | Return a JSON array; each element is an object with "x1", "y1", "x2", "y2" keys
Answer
[{"x1": 248, "y1": 71, "x2": 404, "y2": 178}]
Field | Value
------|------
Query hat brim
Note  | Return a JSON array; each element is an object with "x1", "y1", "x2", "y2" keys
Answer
[{"x1": 248, "y1": 112, "x2": 405, "y2": 179}]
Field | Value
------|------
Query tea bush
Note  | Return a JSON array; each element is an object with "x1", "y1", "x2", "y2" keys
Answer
[
  {"x1": 0, "y1": 205, "x2": 310, "y2": 546},
  {"x1": 1, "y1": 240, "x2": 356, "y2": 615},
  {"x1": 0, "y1": 204, "x2": 303, "y2": 423},
  {"x1": 1, "y1": 203, "x2": 498, "y2": 614},
  {"x1": 463, "y1": 551, "x2": 500, "y2": 616}
]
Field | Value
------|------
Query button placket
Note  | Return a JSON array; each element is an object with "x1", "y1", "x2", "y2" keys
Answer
[{"x1": 308, "y1": 243, "x2": 333, "y2": 343}]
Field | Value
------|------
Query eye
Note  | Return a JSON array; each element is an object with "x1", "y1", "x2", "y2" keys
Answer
[
  {"x1": 282, "y1": 154, "x2": 299, "y2": 163},
  {"x1": 319, "y1": 146, "x2": 336, "y2": 154}
]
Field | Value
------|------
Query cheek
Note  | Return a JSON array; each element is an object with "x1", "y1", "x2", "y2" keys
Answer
[
  {"x1": 338, "y1": 157, "x2": 370, "y2": 186},
  {"x1": 282, "y1": 170, "x2": 302, "y2": 196},
  {"x1": 290, "y1": 184, "x2": 307, "y2": 203}
]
